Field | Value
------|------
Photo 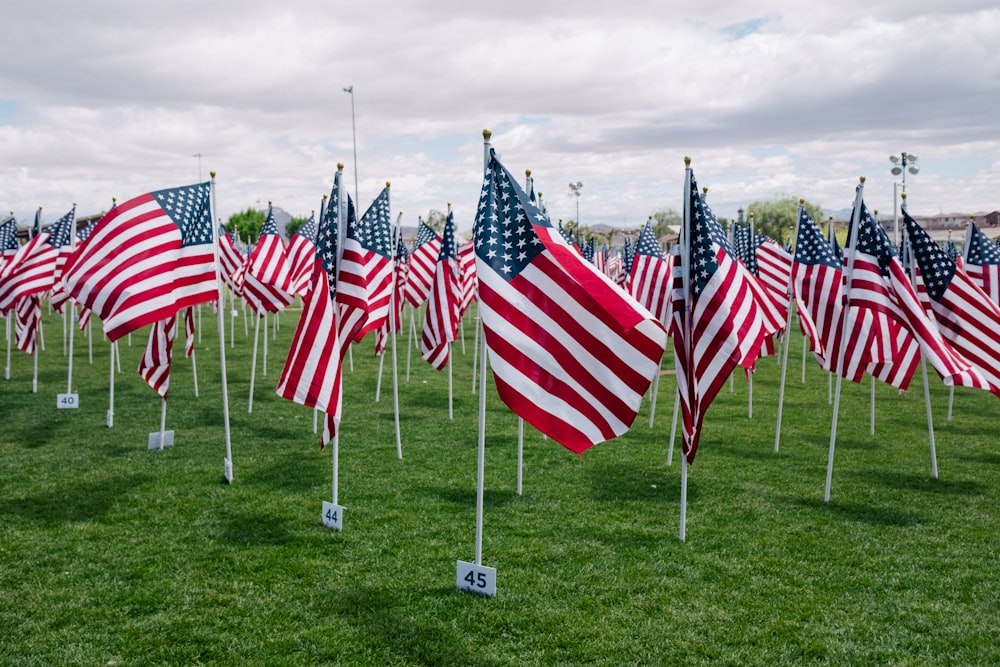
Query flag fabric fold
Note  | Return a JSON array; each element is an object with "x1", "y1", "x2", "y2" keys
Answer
[
  {"x1": 474, "y1": 148, "x2": 666, "y2": 455},
  {"x1": 420, "y1": 210, "x2": 460, "y2": 370},
  {"x1": 63, "y1": 182, "x2": 217, "y2": 342},
  {"x1": 242, "y1": 204, "x2": 295, "y2": 314}
]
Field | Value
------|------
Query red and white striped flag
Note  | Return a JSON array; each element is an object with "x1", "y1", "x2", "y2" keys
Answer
[
  {"x1": 674, "y1": 171, "x2": 768, "y2": 463},
  {"x1": 458, "y1": 240, "x2": 477, "y2": 317},
  {"x1": 628, "y1": 220, "x2": 672, "y2": 325},
  {"x1": 286, "y1": 212, "x2": 317, "y2": 297},
  {"x1": 242, "y1": 205, "x2": 294, "y2": 315},
  {"x1": 138, "y1": 314, "x2": 176, "y2": 398},
  {"x1": 0, "y1": 207, "x2": 70, "y2": 312},
  {"x1": 341, "y1": 186, "x2": 394, "y2": 342},
  {"x1": 420, "y1": 210, "x2": 460, "y2": 370},
  {"x1": 902, "y1": 209, "x2": 1000, "y2": 395},
  {"x1": 403, "y1": 220, "x2": 441, "y2": 307},
  {"x1": 63, "y1": 182, "x2": 218, "y2": 342},
  {"x1": 963, "y1": 221, "x2": 1000, "y2": 307},
  {"x1": 14, "y1": 296, "x2": 41, "y2": 355},
  {"x1": 218, "y1": 226, "x2": 246, "y2": 296},
  {"x1": 474, "y1": 149, "x2": 666, "y2": 454}
]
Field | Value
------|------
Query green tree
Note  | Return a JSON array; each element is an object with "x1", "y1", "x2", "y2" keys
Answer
[
  {"x1": 425, "y1": 209, "x2": 446, "y2": 233},
  {"x1": 285, "y1": 215, "x2": 309, "y2": 237},
  {"x1": 745, "y1": 196, "x2": 823, "y2": 246},
  {"x1": 649, "y1": 209, "x2": 681, "y2": 238},
  {"x1": 226, "y1": 207, "x2": 266, "y2": 244}
]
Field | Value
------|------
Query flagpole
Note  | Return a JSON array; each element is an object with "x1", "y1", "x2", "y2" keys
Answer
[
  {"x1": 210, "y1": 173, "x2": 235, "y2": 483},
  {"x1": 474, "y1": 129, "x2": 492, "y2": 565},
  {"x1": 248, "y1": 312, "x2": 261, "y2": 413},
  {"x1": 667, "y1": 386, "x2": 679, "y2": 465},
  {"x1": 191, "y1": 347, "x2": 199, "y2": 398},
  {"x1": 262, "y1": 311, "x2": 268, "y2": 376},
  {"x1": 5, "y1": 315, "x2": 11, "y2": 380},
  {"x1": 107, "y1": 340, "x2": 115, "y2": 428},
  {"x1": 774, "y1": 203, "x2": 803, "y2": 452},
  {"x1": 87, "y1": 312, "x2": 93, "y2": 365},
  {"x1": 902, "y1": 194, "x2": 939, "y2": 479},
  {"x1": 406, "y1": 304, "x2": 415, "y2": 381},
  {"x1": 825, "y1": 177, "x2": 866, "y2": 503},
  {"x1": 375, "y1": 345, "x2": 385, "y2": 402},
  {"x1": 390, "y1": 211, "x2": 403, "y2": 460},
  {"x1": 157, "y1": 396, "x2": 168, "y2": 450},
  {"x1": 65, "y1": 205, "x2": 78, "y2": 395},
  {"x1": 471, "y1": 301, "x2": 479, "y2": 394},
  {"x1": 679, "y1": 157, "x2": 694, "y2": 541}
]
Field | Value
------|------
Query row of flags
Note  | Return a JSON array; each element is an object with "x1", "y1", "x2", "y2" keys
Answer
[{"x1": 4, "y1": 154, "x2": 1000, "y2": 471}]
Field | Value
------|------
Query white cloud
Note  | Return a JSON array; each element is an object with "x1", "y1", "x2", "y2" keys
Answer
[{"x1": 2, "y1": 1, "x2": 999, "y2": 231}]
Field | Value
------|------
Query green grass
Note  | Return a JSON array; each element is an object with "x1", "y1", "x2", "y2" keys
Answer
[{"x1": 2, "y1": 306, "x2": 1000, "y2": 665}]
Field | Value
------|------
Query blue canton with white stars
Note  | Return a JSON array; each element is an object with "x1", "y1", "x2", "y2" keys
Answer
[
  {"x1": 966, "y1": 223, "x2": 1000, "y2": 266},
  {"x1": 634, "y1": 222, "x2": 664, "y2": 259},
  {"x1": 78, "y1": 218, "x2": 97, "y2": 244},
  {"x1": 903, "y1": 210, "x2": 956, "y2": 302},
  {"x1": 295, "y1": 212, "x2": 317, "y2": 243},
  {"x1": 44, "y1": 207, "x2": 75, "y2": 249},
  {"x1": 353, "y1": 187, "x2": 393, "y2": 258},
  {"x1": 413, "y1": 220, "x2": 437, "y2": 251},
  {"x1": 440, "y1": 210, "x2": 457, "y2": 261},
  {"x1": 846, "y1": 193, "x2": 895, "y2": 276},
  {"x1": 0, "y1": 217, "x2": 18, "y2": 253},
  {"x1": 582, "y1": 237, "x2": 595, "y2": 263},
  {"x1": 474, "y1": 149, "x2": 547, "y2": 280},
  {"x1": 688, "y1": 174, "x2": 733, "y2": 298},
  {"x1": 261, "y1": 206, "x2": 279, "y2": 236},
  {"x1": 150, "y1": 182, "x2": 213, "y2": 247},
  {"x1": 794, "y1": 208, "x2": 840, "y2": 269}
]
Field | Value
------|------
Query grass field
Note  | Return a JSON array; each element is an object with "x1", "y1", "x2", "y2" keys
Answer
[{"x1": 2, "y1": 306, "x2": 999, "y2": 665}]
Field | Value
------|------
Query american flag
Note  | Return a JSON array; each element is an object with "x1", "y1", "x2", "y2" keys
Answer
[
  {"x1": 845, "y1": 194, "x2": 989, "y2": 392},
  {"x1": 341, "y1": 186, "x2": 394, "y2": 342},
  {"x1": 218, "y1": 226, "x2": 246, "y2": 296},
  {"x1": 581, "y1": 237, "x2": 595, "y2": 264},
  {"x1": 63, "y1": 182, "x2": 217, "y2": 342},
  {"x1": 276, "y1": 172, "x2": 346, "y2": 446},
  {"x1": 286, "y1": 212, "x2": 318, "y2": 297},
  {"x1": 0, "y1": 216, "x2": 19, "y2": 271},
  {"x1": 792, "y1": 206, "x2": 845, "y2": 370},
  {"x1": 139, "y1": 314, "x2": 176, "y2": 398},
  {"x1": 458, "y1": 240, "x2": 477, "y2": 317},
  {"x1": 902, "y1": 210, "x2": 1000, "y2": 396},
  {"x1": 420, "y1": 210, "x2": 460, "y2": 370},
  {"x1": 14, "y1": 296, "x2": 41, "y2": 355},
  {"x1": 594, "y1": 244, "x2": 607, "y2": 274},
  {"x1": 0, "y1": 207, "x2": 73, "y2": 312},
  {"x1": 182, "y1": 306, "x2": 196, "y2": 358},
  {"x1": 242, "y1": 205, "x2": 295, "y2": 315},
  {"x1": 752, "y1": 229, "x2": 793, "y2": 320},
  {"x1": 48, "y1": 207, "x2": 82, "y2": 314},
  {"x1": 628, "y1": 220, "x2": 672, "y2": 325},
  {"x1": 374, "y1": 235, "x2": 410, "y2": 357},
  {"x1": 673, "y1": 171, "x2": 767, "y2": 464},
  {"x1": 403, "y1": 220, "x2": 441, "y2": 307},
  {"x1": 475, "y1": 148, "x2": 666, "y2": 454},
  {"x1": 963, "y1": 221, "x2": 1000, "y2": 306},
  {"x1": 618, "y1": 237, "x2": 634, "y2": 289}
]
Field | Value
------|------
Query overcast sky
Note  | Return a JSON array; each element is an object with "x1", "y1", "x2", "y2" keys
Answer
[{"x1": 3, "y1": 1, "x2": 999, "y2": 233}]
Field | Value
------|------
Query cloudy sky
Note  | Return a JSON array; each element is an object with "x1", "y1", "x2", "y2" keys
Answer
[{"x1": 3, "y1": 1, "x2": 999, "y2": 233}]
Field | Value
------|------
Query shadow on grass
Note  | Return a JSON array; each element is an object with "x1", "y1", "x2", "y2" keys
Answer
[
  {"x1": 1, "y1": 473, "x2": 152, "y2": 525},
  {"x1": 585, "y1": 461, "x2": 679, "y2": 503},
  {"x1": 419, "y1": 485, "x2": 519, "y2": 510},
  {"x1": 853, "y1": 469, "x2": 986, "y2": 496},
  {"x1": 327, "y1": 584, "x2": 506, "y2": 667},
  {"x1": 242, "y1": 451, "x2": 321, "y2": 493},
  {"x1": 791, "y1": 496, "x2": 921, "y2": 527},
  {"x1": 215, "y1": 510, "x2": 294, "y2": 546}
]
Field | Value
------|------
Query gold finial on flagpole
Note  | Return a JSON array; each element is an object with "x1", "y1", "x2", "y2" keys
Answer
[{"x1": 483, "y1": 129, "x2": 492, "y2": 140}]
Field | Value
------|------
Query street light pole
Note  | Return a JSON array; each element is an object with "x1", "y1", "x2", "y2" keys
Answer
[
  {"x1": 343, "y1": 85, "x2": 360, "y2": 208},
  {"x1": 568, "y1": 181, "x2": 583, "y2": 244},
  {"x1": 193, "y1": 153, "x2": 204, "y2": 182},
  {"x1": 889, "y1": 152, "x2": 918, "y2": 247}
]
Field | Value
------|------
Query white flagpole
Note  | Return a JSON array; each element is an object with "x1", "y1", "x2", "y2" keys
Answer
[
  {"x1": 678, "y1": 157, "x2": 694, "y2": 541},
  {"x1": 391, "y1": 212, "x2": 404, "y2": 459},
  {"x1": 375, "y1": 346, "x2": 385, "y2": 402},
  {"x1": 825, "y1": 177, "x2": 866, "y2": 502},
  {"x1": 62, "y1": 300, "x2": 68, "y2": 356},
  {"x1": 38, "y1": 313, "x2": 45, "y2": 351},
  {"x1": 5, "y1": 315, "x2": 11, "y2": 380},
  {"x1": 32, "y1": 347, "x2": 38, "y2": 393},
  {"x1": 210, "y1": 173, "x2": 234, "y2": 483},
  {"x1": 191, "y1": 347, "x2": 199, "y2": 398},
  {"x1": 903, "y1": 195, "x2": 939, "y2": 478},
  {"x1": 198, "y1": 303, "x2": 202, "y2": 343},
  {"x1": 107, "y1": 340, "x2": 115, "y2": 428},
  {"x1": 229, "y1": 285, "x2": 235, "y2": 347},
  {"x1": 448, "y1": 342, "x2": 454, "y2": 420},
  {"x1": 869, "y1": 375, "x2": 876, "y2": 435},
  {"x1": 474, "y1": 129, "x2": 492, "y2": 565},
  {"x1": 87, "y1": 313, "x2": 93, "y2": 365},
  {"x1": 774, "y1": 203, "x2": 802, "y2": 452},
  {"x1": 648, "y1": 363, "x2": 662, "y2": 428},
  {"x1": 516, "y1": 417, "x2": 524, "y2": 496},
  {"x1": 248, "y1": 312, "x2": 261, "y2": 413},
  {"x1": 406, "y1": 304, "x2": 415, "y2": 381},
  {"x1": 156, "y1": 396, "x2": 168, "y2": 450},
  {"x1": 262, "y1": 311, "x2": 268, "y2": 376},
  {"x1": 471, "y1": 302, "x2": 479, "y2": 394},
  {"x1": 802, "y1": 335, "x2": 808, "y2": 384},
  {"x1": 667, "y1": 386, "x2": 679, "y2": 466}
]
